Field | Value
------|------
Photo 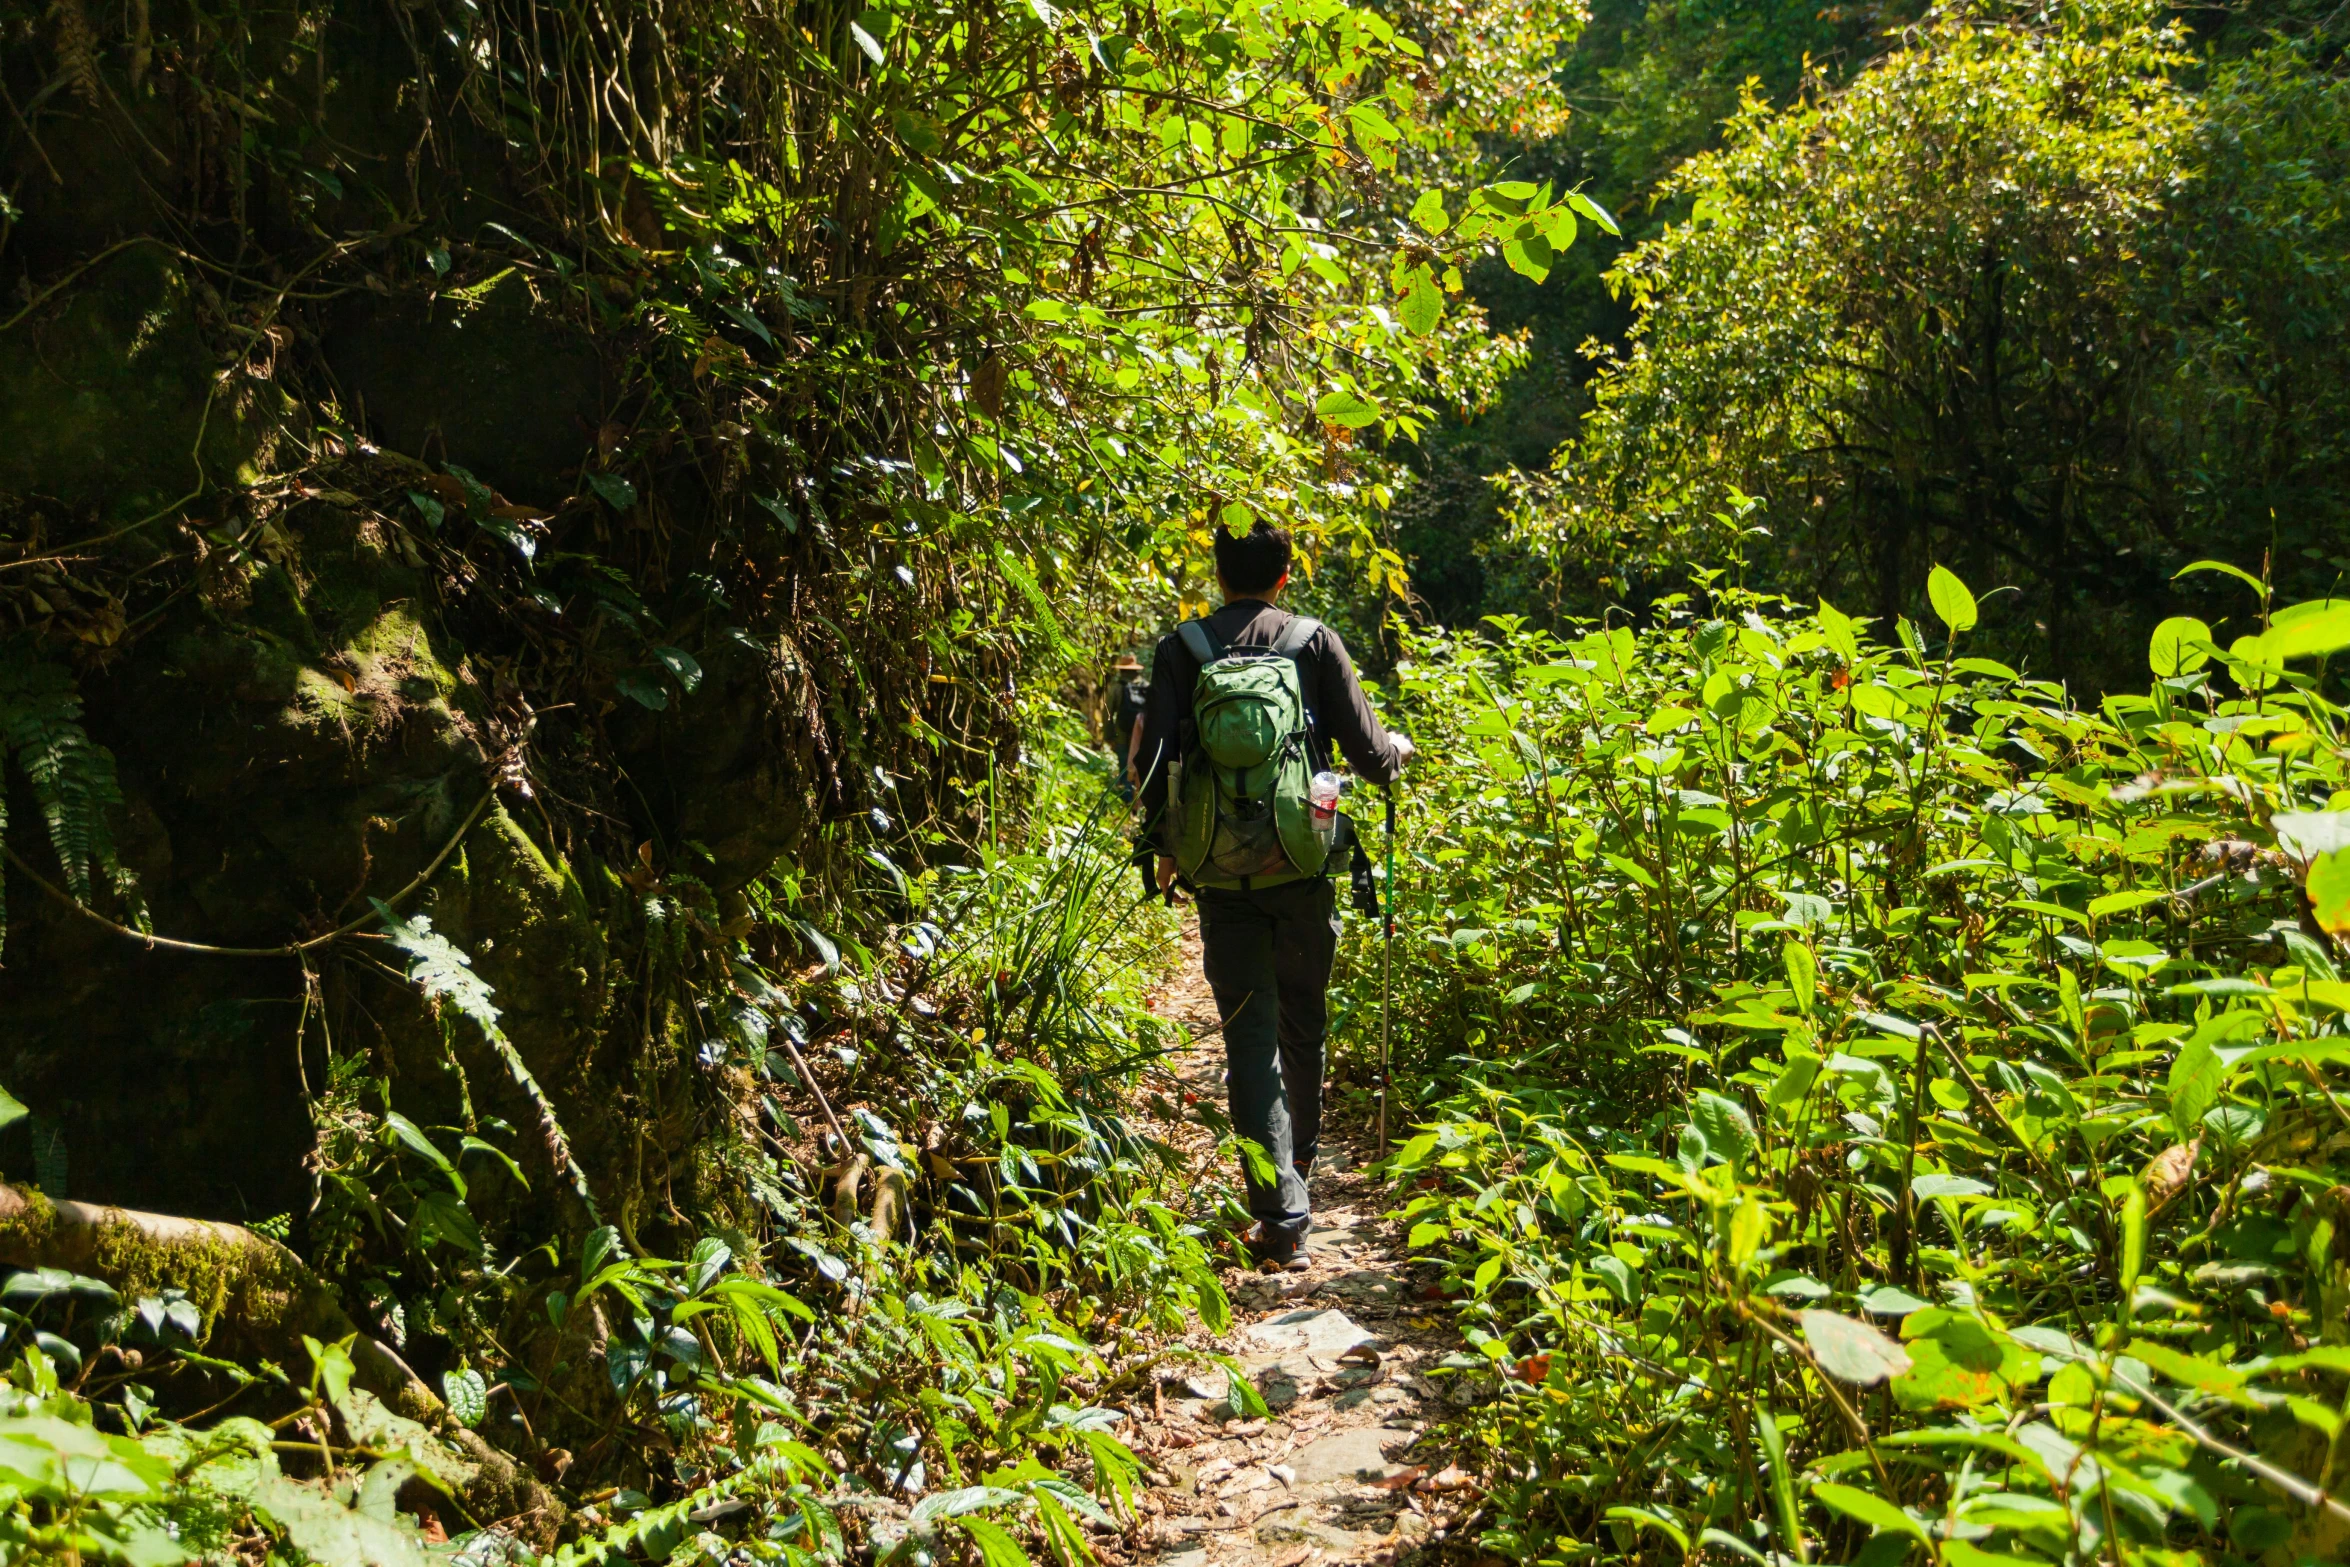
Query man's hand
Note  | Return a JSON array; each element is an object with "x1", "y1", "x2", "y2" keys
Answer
[
  {"x1": 1391, "y1": 733, "x2": 1417, "y2": 768},
  {"x1": 1156, "y1": 855, "x2": 1179, "y2": 894}
]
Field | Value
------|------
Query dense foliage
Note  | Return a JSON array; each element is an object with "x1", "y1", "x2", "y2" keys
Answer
[
  {"x1": 1500, "y1": 0, "x2": 2350, "y2": 689},
  {"x1": 0, "y1": 0, "x2": 1601, "y2": 1559},
  {"x1": 1336, "y1": 566, "x2": 2350, "y2": 1564},
  {"x1": 1369, "y1": 0, "x2": 1917, "y2": 634}
]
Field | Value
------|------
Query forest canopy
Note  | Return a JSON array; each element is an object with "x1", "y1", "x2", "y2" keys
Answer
[{"x1": 1392, "y1": 0, "x2": 2350, "y2": 691}]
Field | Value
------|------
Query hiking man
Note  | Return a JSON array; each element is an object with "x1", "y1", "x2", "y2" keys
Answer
[
  {"x1": 1134, "y1": 523, "x2": 1412, "y2": 1269},
  {"x1": 1101, "y1": 652, "x2": 1150, "y2": 799}
]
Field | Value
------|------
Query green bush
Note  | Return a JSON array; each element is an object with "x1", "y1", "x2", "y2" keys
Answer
[{"x1": 1342, "y1": 569, "x2": 2350, "y2": 1565}]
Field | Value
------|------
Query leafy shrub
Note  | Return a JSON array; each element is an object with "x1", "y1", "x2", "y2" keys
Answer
[{"x1": 1344, "y1": 569, "x2": 2350, "y2": 1565}]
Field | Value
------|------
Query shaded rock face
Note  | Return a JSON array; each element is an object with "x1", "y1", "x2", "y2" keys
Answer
[
  {"x1": 320, "y1": 278, "x2": 608, "y2": 505},
  {"x1": 0, "y1": 507, "x2": 611, "y2": 1226},
  {"x1": 0, "y1": 1, "x2": 994, "y2": 1290}
]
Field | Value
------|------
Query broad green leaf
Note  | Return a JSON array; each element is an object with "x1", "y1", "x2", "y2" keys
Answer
[
  {"x1": 2242, "y1": 599, "x2": 2350, "y2": 663},
  {"x1": 441, "y1": 1367, "x2": 489, "y2": 1427},
  {"x1": 585, "y1": 471, "x2": 636, "y2": 512},
  {"x1": 1894, "y1": 1313, "x2": 2033, "y2": 1411},
  {"x1": 1811, "y1": 1481, "x2": 1928, "y2": 1542},
  {"x1": 2129, "y1": 1341, "x2": 2254, "y2": 1405},
  {"x1": 2166, "y1": 1034, "x2": 2222, "y2": 1138},
  {"x1": 1410, "y1": 189, "x2": 1450, "y2": 234},
  {"x1": 2088, "y1": 888, "x2": 2169, "y2": 918},
  {"x1": 1503, "y1": 231, "x2": 1554, "y2": 282},
  {"x1": 1928, "y1": 565, "x2": 1978, "y2": 634},
  {"x1": 2275, "y1": 811, "x2": 2350, "y2": 860},
  {"x1": 1314, "y1": 388, "x2": 1383, "y2": 429},
  {"x1": 1691, "y1": 1092, "x2": 1757, "y2": 1166},
  {"x1": 2308, "y1": 849, "x2": 2350, "y2": 936},
  {"x1": 1398, "y1": 268, "x2": 1443, "y2": 336},
  {"x1": 303, "y1": 1334, "x2": 357, "y2": 1413},
  {"x1": 2148, "y1": 615, "x2": 2212, "y2": 676}
]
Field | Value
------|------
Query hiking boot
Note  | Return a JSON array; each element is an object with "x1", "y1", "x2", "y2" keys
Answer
[{"x1": 1243, "y1": 1224, "x2": 1311, "y2": 1273}]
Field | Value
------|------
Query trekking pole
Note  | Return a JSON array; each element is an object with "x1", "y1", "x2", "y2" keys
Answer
[{"x1": 1378, "y1": 781, "x2": 1396, "y2": 1159}]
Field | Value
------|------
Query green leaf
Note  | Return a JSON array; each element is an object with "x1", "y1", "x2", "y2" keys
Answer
[
  {"x1": 1567, "y1": 188, "x2": 1620, "y2": 234},
  {"x1": 2129, "y1": 1340, "x2": 2255, "y2": 1405},
  {"x1": 1928, "y1": 565, "x2": 1978, "y2": 634},
  {"x1": 2174, "y1": 558, "x2": 2268, "y2": 599},
  {"x1": 2167, "y1": 1034, "x2": 2222, "y2": 1138},
  {"x1": 1503, "y1": 231, "x2": 1554, "y2": 282},
  {"x1": 1811, "y1": 1481, "x2": 1928, "y2": 1542},
  {"x1": 1912, "y1": 1172, "x2": 1993, "y2": 1200},
  {"x1": 441, "y1": 1367, "x2": 489, "y2": 1427},
  {"x1": 652, "y1": 645, "x2": 703, "y2": 695},
  {"x1": 1892, "y1": 1312, "x2": 2034, "y2": 1410},
  {"x1": 848, "y1": 20, "x2": 885, "y2": 64},
  {"x1": 2088, "y1": 888, "x2": 2169, "y2": 918},
  {"x1": 1603, "y1": 1506, "x2": 1690, "y2": 1554},
  {"x1": 0, "y1": 1085, "x2": 24, "y2": 1135},
  {"x1": 2148, "y1": 615, "x2": 2212, "y2": 677},
  {"x1": 615, "y1": 671, "x2": 670, "y2": 710},
  {"x1": 381, "y1": 1112, "x2": 463, "y2": 1197},
  {"x1": 1783, "y1": 940, "x2": 1817, "y2": 1015},
  {"x1": 303, "y1": 1334, "x2": 357, "y2": 1413},
  {"x1": 1235, "y1": 1137, "x2": 1278, "y2": 1185},
  {"x1": 1691, "y1": 1091, "x2": 1757, "y2": 1167},
  {"x1": 1345, "y1": 102, "x2": 1402, "y2": 142},
  {"x1": 1314, "y1": 388, "x2": 1383, "y2": 428},
  {"x1": 2237, "y1": 600, "x2": 2350, "y2": 664},
  {"x1": 954, "y1": 1517, "x2": 1034, "y2": 1567},
  {"x1": 2309, "y1": 849, "x2": 2350, "y2": 937},
  {"x1": 1398, "y1": 268, "x2": 1443, "y2": 336},
  {"x1": 1410, "y1": 189, "x2": 1450, "y2": 235},
  {"x1": 585, "y1": 471, "x2": 636, "y2": 511}
]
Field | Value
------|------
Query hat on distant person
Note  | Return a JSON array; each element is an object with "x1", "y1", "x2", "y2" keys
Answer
[{"x1": 1111, "y1": 652, "x2": 1144, "y2": 672}]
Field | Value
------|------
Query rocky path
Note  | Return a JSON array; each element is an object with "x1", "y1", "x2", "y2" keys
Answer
[{"x1": 1119, "y1": 914, "x2": 1479, "y2": 1567}]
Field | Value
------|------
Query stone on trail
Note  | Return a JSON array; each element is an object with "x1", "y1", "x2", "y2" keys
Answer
[
  {"x1": 1155, "y1": 1550, "x2": 1208, "y2": 1567},
  {"x1": 1241, "y1": 1308, "x2": 1377, "y2": 1362},
  {"x1": 1288, "y1": 1425, "x2": 1410, "y2": 1485}
]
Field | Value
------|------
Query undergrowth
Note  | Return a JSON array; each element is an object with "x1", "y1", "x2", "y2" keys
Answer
[
  {"x1": 0, "y1": 722, "x2": 1245, "y2": 1565},
  {"x1": 1343, "y1": 567, "x2": 2350, "y2": 1566}
]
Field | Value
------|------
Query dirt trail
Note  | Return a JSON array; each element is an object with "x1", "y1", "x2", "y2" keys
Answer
[{"x1": 1120, "y1": 913, "x2": 1476, "y2": 1567}]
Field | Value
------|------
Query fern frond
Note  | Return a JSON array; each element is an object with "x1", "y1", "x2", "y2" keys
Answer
[
  {"x1": 374, "y1": 901, "x2": 601, "y2": 1219},
  {"x1": 0, "y1": 640, "x2": 135, "y2": 954}
]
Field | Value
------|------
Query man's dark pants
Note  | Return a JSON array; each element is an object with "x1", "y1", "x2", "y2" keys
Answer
[{"x1": 1197, "y1": 877, "x2": 1338, "y2": 1244}]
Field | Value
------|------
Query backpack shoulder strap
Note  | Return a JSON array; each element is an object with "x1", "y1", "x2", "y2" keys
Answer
[
  {"x1": 1175, "y1": 619, "x2": 1221, "y2": 667},
  {"x1": 1271, "y1": 615, "x2": 1322, "y2": 659}
]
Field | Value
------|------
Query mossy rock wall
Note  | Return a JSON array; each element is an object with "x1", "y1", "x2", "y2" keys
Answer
[{"x1": 0, "y1": 3, "x2": 958, "y2": 1274}]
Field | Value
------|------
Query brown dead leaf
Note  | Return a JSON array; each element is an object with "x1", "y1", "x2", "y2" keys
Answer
[
  {"x1": 1415, "y1": 1466, "x2": 1473, "y2": 1493},
  {"x1": 1270, "y1": 1548, "x2": 1319, "y2": 1567},
  {"x1": 972, "y1": 354, "x2": 1007, "y2": 420},
  {"x1": 2145, "y1": 1136, "x2": 2201, "y2": 1210},
  {"x1": 1370, "y1": 1465, "x2": 1426, "y2": 1491}
]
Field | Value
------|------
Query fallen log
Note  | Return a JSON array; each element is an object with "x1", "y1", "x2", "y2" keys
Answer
[{"x1": 0, "y1": 1182, "x2": 560, "y2": 1538}]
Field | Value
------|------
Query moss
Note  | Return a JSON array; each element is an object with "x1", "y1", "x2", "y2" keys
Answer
[
  {"x1": 0, "y1": 1187, "x2": 59, "y2": 1260},
  {"x1": 78, "y1": 1218, "x2": 311, "y2": 1339}
]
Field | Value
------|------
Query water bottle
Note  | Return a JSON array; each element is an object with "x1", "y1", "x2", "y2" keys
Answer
[{"x1": 1309, "y1": 771, "x2": 1342, "y2": 850}]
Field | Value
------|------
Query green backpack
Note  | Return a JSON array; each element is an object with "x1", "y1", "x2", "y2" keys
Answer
[{"x1": 1167, "y1": 616, "x2": 1331, "y2": 890}]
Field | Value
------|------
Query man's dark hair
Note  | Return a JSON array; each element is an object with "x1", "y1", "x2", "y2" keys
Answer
[{"x1": 1214, "y1": 522, "x2": 1292, "y2": 596}]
